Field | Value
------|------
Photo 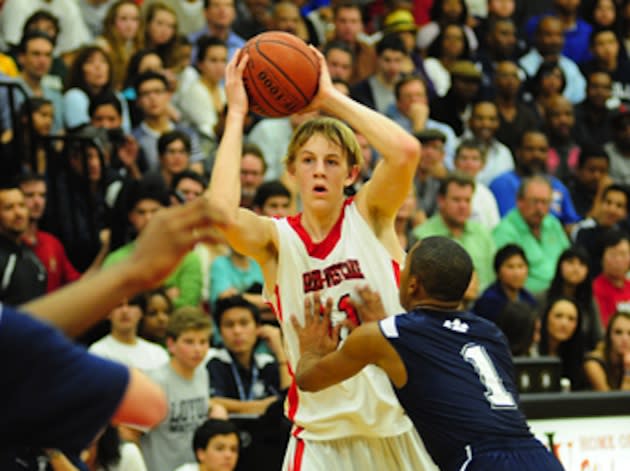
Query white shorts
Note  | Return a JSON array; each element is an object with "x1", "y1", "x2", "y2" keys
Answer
[{"x1": 282, "y1": 428, "x2": 438, "y2": 471}]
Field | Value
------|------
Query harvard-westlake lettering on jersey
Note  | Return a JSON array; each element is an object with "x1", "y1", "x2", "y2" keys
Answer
[
  {"x1": 268, "y1": 199, "x2": 415, "y2": 440},
  {"x1": 380, "y1": 309, "x2": 533, "y2": 470}
]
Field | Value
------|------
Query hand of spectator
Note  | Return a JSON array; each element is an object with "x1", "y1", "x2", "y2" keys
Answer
[
  {"x1": 166, "y1": 286, "x2": 180, "y2": 301},
  {"x1": 118, "y1": 135, "x2": 139, "y2": 168},
  {"x1": 349, "y1": 285, "x2": 387, "y2": 324},
  {"x1": 412, "y1": 209, "x2": 427, "y2": 228},
  {"x1": 126, "y1": 197, "x2": 228, "y2": 292},
  {"x1": 99, "y1": 228, "x2": 111, "y2": 248},
  {"x1": 252, "y1": 396, "x2": 279, "y2": 415},
  {"x1": 291, "y1": 293, "x2": 340, "y2": 357},
  {"x1": 209, "y1": 401, "x2": 229, "y2": 419},
  {"x1": 257, "y1": 324, "x2": 285, "y2": 359},
  {"x1": 225, "y1": 51, "x2": 249, "y2": 118},
  {"x1": 408, "y1": 102, "x2": 429, "y2": 131},
  {"x1": 219, "y1": 287, "x2": 239, "y2": 298}
]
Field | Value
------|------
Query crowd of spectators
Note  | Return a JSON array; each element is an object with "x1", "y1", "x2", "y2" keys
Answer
[{"x1": 2, "y1": 0, "x2": 630, "y2": 470}]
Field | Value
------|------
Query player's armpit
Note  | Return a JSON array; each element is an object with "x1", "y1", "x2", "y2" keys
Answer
[
  {"x1": 295, "y1": 323, "x2": 387, "y2": 392},
  {"x1": 219, "y1": 207, "x2": 278, "y2": 266}
]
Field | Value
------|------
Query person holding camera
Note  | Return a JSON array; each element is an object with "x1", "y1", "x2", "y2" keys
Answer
[{"x1": 89, "y1": 92, "x2": 144, "y2": 179}]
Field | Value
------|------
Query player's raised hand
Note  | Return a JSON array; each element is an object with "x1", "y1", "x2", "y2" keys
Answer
[
  {"x1": 225, "y1": 50, "x2": 249, "y2": 118},
  {"x1": 291, "y1": 293, "x2": 340, "y2": 357},
  {"x1": 301, "y1": 45, "x2": 336, "y2": 114},
  {"x1": 349, "y1": 285, "x2": 387, "y2": 324}
]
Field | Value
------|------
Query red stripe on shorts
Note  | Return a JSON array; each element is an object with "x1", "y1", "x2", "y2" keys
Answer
[{"x1": 292, "y1": 437, "x2": 306, "y2": 471}]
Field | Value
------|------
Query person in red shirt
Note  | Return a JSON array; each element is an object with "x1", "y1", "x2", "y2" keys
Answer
[
  {"x1": 592, "y1": 229, "x2": 630, "y2": 327},
  {"x1": 18, "y1": 173, "x2": 99, "y2": 292}
]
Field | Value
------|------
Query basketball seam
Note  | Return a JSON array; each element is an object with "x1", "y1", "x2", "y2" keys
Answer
[{"x1": 255, "y1": 40, "x2": 316, "y2": 103}]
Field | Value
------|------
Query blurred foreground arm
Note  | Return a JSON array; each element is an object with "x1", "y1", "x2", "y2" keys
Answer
[{"x1": 23, "y1": 198, "x2": 228, "y2": 337}]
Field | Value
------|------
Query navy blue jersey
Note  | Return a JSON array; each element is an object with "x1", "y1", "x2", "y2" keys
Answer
[
  {"x1": 380, "y1": 308, "x2": 533, "y2": 470},
  {"x1": 0, "y1": 304, "x2": 130, "y2": 458}
]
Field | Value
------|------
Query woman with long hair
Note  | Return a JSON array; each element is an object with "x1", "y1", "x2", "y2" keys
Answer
[
  {"x1": 539, "y1": 296, "x2": 586, "y2": 390},
  {"x1": 539, "y1": 246, "x2": 604, "y2": 350},
  {"x1": 10, "y1": 97, "x2": 58, "y2": 176},
  {"x1": 138, "y1": 287, "x2": 173, "y2": 346},
  {"x1": 175, "y1": 36, "x2": 227, "y2": 151},
  {"x1": 144, "y1": 2, "x2": 179, "y2": 70},
  {"x1": 97, "y1": 0, "x2": 144, "y2": 90},
  {"x1": 526, "y1": 60, "x2": 566, "y2": 124},
  {"x1": 417, "y1": 0, "x2": 478, "y2": 53},
  {"x1": 473, "y1": 244, "x2": 538, "y2": 323},
  {"x1": 424, "y1": 23, "x2": 473, "y2": 96},
  {"x1": 63, "y1": 46, "x2": 132, "y2": 131},
  {"x1": 584, "y1": 310, "x2": 630, "y2": 390}
]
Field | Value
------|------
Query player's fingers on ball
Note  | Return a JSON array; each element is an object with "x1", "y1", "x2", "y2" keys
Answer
[{"x1": 236, "y1": 52, "x2": 249, "y2": 70}]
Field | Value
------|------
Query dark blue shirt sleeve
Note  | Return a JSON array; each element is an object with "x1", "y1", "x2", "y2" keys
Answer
[{"x1": 0, "y1": 306, "x2": 130, "y2": 454}]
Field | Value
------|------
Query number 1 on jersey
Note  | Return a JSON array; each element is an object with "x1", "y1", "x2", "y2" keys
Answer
[{"x1": 461, "y1": 343, "x2": 517, "y2": 409}]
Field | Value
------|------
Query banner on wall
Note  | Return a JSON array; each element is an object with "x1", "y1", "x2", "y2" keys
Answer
[{"x1": 529, "y1": 416, "x2": 630, "y2": 470}]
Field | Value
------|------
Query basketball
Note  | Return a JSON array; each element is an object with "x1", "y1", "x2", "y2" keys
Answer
[{"x1": 240, "y1": 31, "x2": 320, "y2": 118}]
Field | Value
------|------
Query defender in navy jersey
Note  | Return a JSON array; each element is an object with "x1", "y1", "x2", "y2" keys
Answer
[{"x1": 293, "y1": 237, "x2": 564, "y2": 470}]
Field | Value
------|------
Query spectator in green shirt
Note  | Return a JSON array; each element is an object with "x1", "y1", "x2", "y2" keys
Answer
[
  {"x1": 493, "y1": 175, "x2": 570, "y2": 293},
  {"x1": 103, "y1": 178, "x2": 202, "y2": 309},
  {"x1": 413, "y1": 172, "x2": 496, "y2": 291}
]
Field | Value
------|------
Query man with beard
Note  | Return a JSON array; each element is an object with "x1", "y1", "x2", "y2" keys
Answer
[
  {"x1": 489, "y1": 130, "x2": 581, "y2": 227},
  {"x1": 493, "y1": 175, "x2": 570, "y2": 293},
  {"x1": 0, "y1": 182, "x2": 46, "y2": 304},
  {"x1": 493, "y1": 60, "x2": 539, "y2": 153},
  {"x1": 544, "y1": 95, "x2": 580, "y2": 183},
  {"x1": 574, "y1": 70, "x2": 615, "y2": 149},
  {"x1": 604, "y1": 107, "x2": 630, "y2": 185},
  {"x1": 460, "y1": 101, "x2": 514, "y2": 185}
]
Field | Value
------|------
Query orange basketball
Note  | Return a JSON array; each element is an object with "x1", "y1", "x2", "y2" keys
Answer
[{"x1": 240, "y1": 31, "x2": 320, "y2": 118}]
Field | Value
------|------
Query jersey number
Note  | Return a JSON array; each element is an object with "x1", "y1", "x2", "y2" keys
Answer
[
  {"x1": 338, "y1": 294, "x2": 361, "y2": 328},
  {"x1": 461, "y1": 343, "x2": 517, "y2": 409}
]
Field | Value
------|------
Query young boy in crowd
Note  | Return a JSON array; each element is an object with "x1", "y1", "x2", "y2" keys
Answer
[
  {"x1": 88, "y1": 295, "x2": 169, "y2": 371},
  {"x1": 125, "y1": 307, "x2": 218, "y2": 471},
  {"x1": 175, "y1": 418, "x2": 240, "y2": 471},
  {"x1": 206, "y1": 295, "x2": 290, "y2": 415}
]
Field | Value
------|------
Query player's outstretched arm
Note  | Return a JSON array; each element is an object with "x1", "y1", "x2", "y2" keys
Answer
[
  {"x1": 23, "y1": 198, "x2": 223, "y2": 336},
  {"x1": 307, "y1": 47, "x2": 420, "y2": 224},
  {"x1": 205, "y1": 51, "x2": 277, "y2": 263},
  {"x1": 111, "y1": 368, "x2": 167, "y2": 428},
  {"x1": 292, "y1": 294, "x2": 402, "y2": 392}
]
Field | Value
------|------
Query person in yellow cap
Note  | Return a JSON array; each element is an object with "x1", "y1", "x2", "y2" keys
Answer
[{"x1": 381, "y1": 9, "x2": 436, "y2": 98}]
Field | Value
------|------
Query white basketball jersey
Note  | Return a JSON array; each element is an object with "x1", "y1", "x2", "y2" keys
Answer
[{"x1": 268, "y1": 199, "x2": 415, "y2": 441}]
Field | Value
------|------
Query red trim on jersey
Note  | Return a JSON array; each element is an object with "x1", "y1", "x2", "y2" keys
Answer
[
  {"x1": 392, "y1": 260, "x2": 401, "y2": 288},
  {"x1": 287, "y1": 376, "x2": 299, "y2": 422},
  {"x1": 292, "y1": 425, "x2": 304, "y2": 438},
  {"x1": 286, "y1": 198, "x2": 353, "y2": 260},
  {"x1": 271, "y1": 285, "x2": 283, "y2": 321},
  {"x1": 291, "y1": 437, "x2": 306, "y2": 471}
]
